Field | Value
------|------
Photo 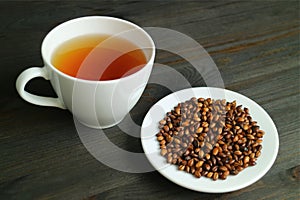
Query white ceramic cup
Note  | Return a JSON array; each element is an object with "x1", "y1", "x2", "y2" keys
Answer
[{"x1": 16, "y1": 16, "x2": 155, "y2": 129}]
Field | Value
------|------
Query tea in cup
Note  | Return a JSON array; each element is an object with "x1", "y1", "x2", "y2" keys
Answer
[{"x1": 16, "y1": 16, "x2": 155, "y2": 128}]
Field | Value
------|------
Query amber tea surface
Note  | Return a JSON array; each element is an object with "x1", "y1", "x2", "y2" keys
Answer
[{"x1": 51, "y1": 34, "x2": 147, "y2": 81}]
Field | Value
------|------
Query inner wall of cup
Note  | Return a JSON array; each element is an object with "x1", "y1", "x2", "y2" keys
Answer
[{"x1": 42, "y1": 17, "x2": 154, "y2": 66}]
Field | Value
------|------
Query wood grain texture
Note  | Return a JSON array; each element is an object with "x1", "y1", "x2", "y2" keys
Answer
[{"x1": 0, "y1": 1, "x2": 299, "y2": 200}]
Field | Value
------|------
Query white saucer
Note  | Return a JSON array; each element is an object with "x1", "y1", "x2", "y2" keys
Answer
[{"x1": 141, "y1": 87, "x2": 279, "y2": 193}]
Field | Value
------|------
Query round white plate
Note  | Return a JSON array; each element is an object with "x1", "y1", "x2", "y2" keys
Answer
[{"x1": 141, "y1": 87, "x2": 279, "y2": 193}]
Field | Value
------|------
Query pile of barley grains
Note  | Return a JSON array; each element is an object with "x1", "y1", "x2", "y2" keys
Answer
[{"x1": 156, "y1": 97, "x2": 264, "y2": 181}]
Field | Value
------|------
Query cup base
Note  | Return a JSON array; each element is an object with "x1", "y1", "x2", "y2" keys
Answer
[{"x1": 75, "y1": 117, "x2": 124, "y2": 129}]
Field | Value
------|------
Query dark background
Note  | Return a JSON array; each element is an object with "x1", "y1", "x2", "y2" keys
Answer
[{"x1": 0, "y1": 1, "x2": 299, "y2": 200}]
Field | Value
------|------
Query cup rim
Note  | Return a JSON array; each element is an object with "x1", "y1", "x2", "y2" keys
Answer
[{"x1": 41, "y1": 16, "x2": 155, "y2": 84}]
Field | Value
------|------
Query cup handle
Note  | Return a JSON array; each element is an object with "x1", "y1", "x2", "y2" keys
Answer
[{"x1": 16, "y1": 67, "x2": 66, "y2": 109}]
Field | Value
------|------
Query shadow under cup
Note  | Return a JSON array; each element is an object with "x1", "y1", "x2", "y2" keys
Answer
[{"x1": 42, "y1": 16, "x2": 155, "y2": 128}]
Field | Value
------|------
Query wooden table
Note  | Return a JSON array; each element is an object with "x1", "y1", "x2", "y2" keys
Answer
[{"x1": 1, "y1": 1, "x2": 299, "y2": 199}]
